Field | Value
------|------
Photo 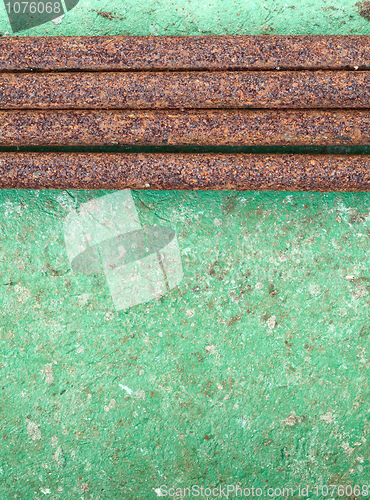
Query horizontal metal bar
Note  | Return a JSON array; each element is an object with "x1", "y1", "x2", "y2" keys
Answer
[
  {"x1": 0, "y1": 153, "x2": 368, "y2": 190},
  {"x1": 1, "y1": 110, "x2": 369, "y2": 146},
  {"x1": 1, "y1": 71, "x2": 369, "y2": 110},
  {"x1": 0, "y1": 36, "x2": 369, "y2": 72}
]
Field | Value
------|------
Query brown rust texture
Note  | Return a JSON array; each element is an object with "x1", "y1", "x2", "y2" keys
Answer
[
  {"x1": 1, "y1": 71, "x2": 369, "y2": 109},
  {"x1": 0, "y1": 36, "x2": 369, "y2": 71},
  {"x1": 0, "y1": 153, "x2": 369, "y2": 191},
  {"x1": 1, "y1": 110, "x2": 369, "y2": 146},
  {"x1": 1, "y1": 36, "x2": 369, "y2": 191}
]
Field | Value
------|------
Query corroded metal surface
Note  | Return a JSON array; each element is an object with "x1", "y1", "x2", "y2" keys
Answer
[
  {"x1": 0, "y1": 153, "x2": 368, "y2": 191},
  {"x1": 1, "y1": 110, "x2": 369, "y2": 146},
  {"x1": 1, "y1": 71, "x2": 369, "y2": 110},
  {"x1": 1, "y1": 35, "x2": 369, "y2": 191},
  {"x1": 0, "y1": 36, "x2": 369, "y2": 71}
]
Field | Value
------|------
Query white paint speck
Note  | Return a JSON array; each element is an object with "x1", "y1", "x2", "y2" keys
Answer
[
  {"x1": 308, "y1": 284, "x2": 321, "y2": 296},
  {"x1": 341, "y1": 441, "x2": 355, "y2": 456},
  {"x1": 26, "y1": 420, "x2": 42, "y2": 441},
  {"x1": 41, "y1": 363, "x2": 54, "y2": 384},
  {"x1": 15, "y1": 284, "x2": 31, "y2": 304},
  {"x1": 54, "y1": 446, "x2": 66, "y2": 468},
  {"x1": 135, "y1": 390, "x2": 145, "y2": 400},
  {"x1": 267, "y1": 315, "x2": 277, "y2": 330},
  {"x1": 282, "y1": 412, "x2": 303, "y2": 426},
  {"x1": 205, "y1": 344, "x2": 217, "y2": 354},
  {"x1": 154, "y1": 488, "x2": 165, "y2": 497},
  {"x1": 104, "y1": 311, "x2": 115, "y2": 322},
  {"x1": 104, "y1": 399, "x2": 116, "y2": 412},
  {"x1": 284, "y1": 195, "x2": 293, "y2": 204},
  {"x1": 77, "y1": 293, "x2": 90, "y2": 307},
  {"x1": 320, "y1": 412, "x2": 334, "y2": 423},
  {"x1": 81, "y1": 482, "x2": 90, "y2": 492},
  {"x1": 119, "y1": 384, "x2": 133, "y2": 395},
  {"x1": 352, "y1": 287, "x2": 368, "y2": 299},
  {"x1": 51, "y1": 14, "x2": 65, "y2": 24},
  {"x1": 237, "y1": 418, "x2": 248, "y2": 429}
]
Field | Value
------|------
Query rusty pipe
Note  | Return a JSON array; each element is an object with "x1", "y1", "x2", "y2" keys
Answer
[
  {"x1": 0, "y1": 153, "x2": 368, "y2": 191},
  {"x1": 0, "y1": 36, "x2": 368, "y2": 72},
  {"x1": 0, "y1": 71, "x2": 369, "y2": 110},
  {"x1": 0, "y1": 109, "x2": 369, "y2": 146}
]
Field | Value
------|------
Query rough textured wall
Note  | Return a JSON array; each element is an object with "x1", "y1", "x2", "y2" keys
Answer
[{"x1": 0, "y1": 1, "x2": 370, "y2": 499}]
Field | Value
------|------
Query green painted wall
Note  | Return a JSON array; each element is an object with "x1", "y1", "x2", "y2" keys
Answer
[
  {"x1": 0, "y1": 0, "x2": 369, "y2": 35},
  {"x1": 0, "y1": 1, "x2": 370, "y2": 499}
]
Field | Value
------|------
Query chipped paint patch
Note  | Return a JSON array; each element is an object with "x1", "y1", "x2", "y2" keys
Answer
[
  {"x1": 320, "y1": 412, "x2": 334, "y2": 423},
  {"x1": 26, "y1": 420, "x2": 42, "y2": 441},
  {"x1": 104, "y1": 399, "x2": 116, "y2": 412},
  {"x1": 41, "y1": 363, "x2": 54, "y2": 384}
]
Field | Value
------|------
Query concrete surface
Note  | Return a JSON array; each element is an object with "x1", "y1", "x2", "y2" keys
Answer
[{"x1": 0, "y1": 1, "x2": 370, "y2": 499}]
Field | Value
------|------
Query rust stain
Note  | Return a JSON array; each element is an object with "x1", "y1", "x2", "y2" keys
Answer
[
  {"x1": 0, "y1": 36, "x2": 369, "y2": 71},
  {"x1": 0, "y1": 110, "x2": 369, "y2": 146},
  {"x1": 0, "y1": 71, "x2": 369, "y2": 109},
  {"x1": 0, "y1": 153, "x2": 368, "y2": 191},
  {"x1": 0, "y1": 36, "x2": 369, "y2": 191}
]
